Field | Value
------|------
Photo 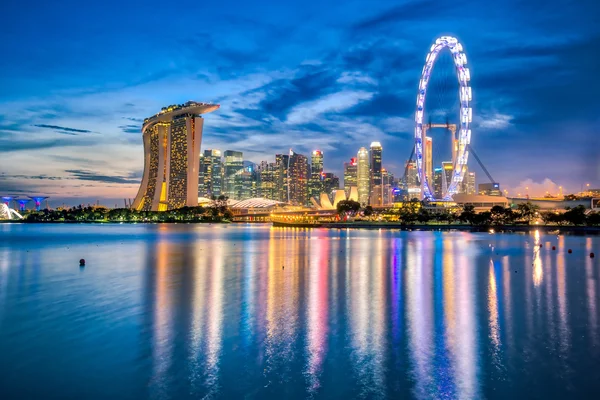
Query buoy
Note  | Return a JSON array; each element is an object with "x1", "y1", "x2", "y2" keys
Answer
[
  {"x1": 568, "y1": 249, "x2": 572, "y2": 254},
  {"x1": 514, "y1": 270, "x2": 517, "y2": 273},
  {"x1": 79, "y1": 259, "x2": 85, "y2": 266},
  {"x1": 591, "y1": 253, "x2": 595, "y2": 259},
  {"x1": 282, "y1": 265, "x2": 285, "y2": 269},
  {"x1": 552, "y1": 246, "x2": 556, "y2": 251},
  {"x1": 539, "y1": 244, "x2": 543, "y2": 248}
]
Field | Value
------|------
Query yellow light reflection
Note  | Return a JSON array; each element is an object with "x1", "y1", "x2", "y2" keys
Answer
[
  {"x1": 585, "y1": 237, "x2": 597, "y2": 345},
  {"x1": 406, "y1": 236, "x2": 436, "y2": 398},
  {"x1": 150, "y1": 233, "x2": 173, "y2": 396},
  {"x1": 533, "y1": 230, "x2": 543, "y2": 287},
  {"x1": 306, "y1": 232, "x2": 328, "y2": 393},
  {"x1": 488, "y1": 261, "x2": 501, "y2": 350}
]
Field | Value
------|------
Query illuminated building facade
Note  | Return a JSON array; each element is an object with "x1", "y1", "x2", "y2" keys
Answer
[
  {"x1": 369, "y1": 142, "x2": 383, "y2": 206},
  {"x1": 462, "y1": 170, "x2": 476, "y2": 195},
  {"x1": 223, "y1": 150, "x2": 243, "y2": 199},
  {"x1": 344, "y1": 157, "x2": 357, "y2": 196},
  {"x1": 433, "y1": 168, "x2": 443, "y2": 199},
  {"x1": 258, "y1": 161, "x2": 278, "y2": 200},
  {"x1": 288, "y1": 150, "x2": 309, "y2": 206},
  {"x1": 199, "y1": 149, "x2": 222, "y2": 198},
  {"x1": 275, "y1": 154, "x2": 290, "y2": 202},
  {"x1": 357, "y1": 147, "x2": 370, "y2": 206},
  {"x1": 425, "y1": 136, "x2": 433, "y2": 188},
  {"x1": 133, "y1": 101, "x2": 219, "y2": 211},
  {"x1": 382, "y1": 168, "x2": 394, "y2": 205},
  {"x1": 479, "y1": 182, "x2": 502, "y2": 196},
  {"x1": 322, "y1": 172, "x2": 339, "y2": 200},
  {"x1": 405, "y1": 160, "x2": 421, "y2": 199},
  {"x1": 309, "y1": 150, "x2": 324, "y2": 201},
  {"x1": 442, "y1": 161, "x2": 453, "y2": 195}
]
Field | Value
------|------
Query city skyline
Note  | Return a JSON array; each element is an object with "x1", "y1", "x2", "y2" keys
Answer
[{"x1": 1, "y1": 0, "x2": 599, "y2": 206}]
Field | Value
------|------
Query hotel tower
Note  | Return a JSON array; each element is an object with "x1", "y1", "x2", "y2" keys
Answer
[{"x1": 133, "y1": 101, "x2": 219, "y2": 211}]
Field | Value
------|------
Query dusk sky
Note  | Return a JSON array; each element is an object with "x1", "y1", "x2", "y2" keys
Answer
[{"x1": 1, "y1": 0, "x2": 599, "y2": 206}]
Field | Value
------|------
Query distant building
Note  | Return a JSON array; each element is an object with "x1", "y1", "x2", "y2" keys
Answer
[
  {"x1": 370, "y1": 142, "x2": 383, "y2": 206},
  {"x1": 357, "y1": 147, "x2": 370, "y2": 206},
  {"x1": 199, "y1": 149, "x2": 222, "y2": 198},
  {"x1": 288, "y1": 150, "x2": 309, "y2": 206},
  {"x1": 433, "y1": 168, "x2": 443, "y2": 199},
  {"x1": 275, "y1": 153, "x2": 290, "y2": 202},
  {"x1": 322, "y1": 172, "x2": 340, "y2": 200},
  {"x1": 425, "y1": 136, "x2": 433, "y2": 188},
  {"x1": 382, "y1": 168, "x2": 394, "y2": 205},
  {"x1": 309, "y1": 150, "x2": 324, "y2": 201},
  {"x1": 344, "y1": 157, "x2": 357, "y2": 196},
  {"x1": 133, "y1": 101, "x2": 219, "y2": 211},
  {"x1": 442, "y1": 161, "x2": 453, "y2": 196},
  {"x1": 464, "y1": 170, "x2": 476, "y2": 194},
  {"x1": 257, "y1": 161, "x2": 278, "y2": 200},
  {"x1": 478, "y1": 182, "x2": 502, "y2": 196},
  {"x1": 223, "y1": 150, "x2": 244, "y2": 199}
]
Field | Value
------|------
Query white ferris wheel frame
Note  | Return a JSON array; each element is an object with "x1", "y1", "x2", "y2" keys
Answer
[{"x1": 414, "y1": 36, "x2": 472, "y2": 201}]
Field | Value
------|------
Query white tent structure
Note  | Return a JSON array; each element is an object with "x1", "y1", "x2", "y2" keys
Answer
[{"x1": 0, "y1": 204, "x2": 23, "y2": 220}]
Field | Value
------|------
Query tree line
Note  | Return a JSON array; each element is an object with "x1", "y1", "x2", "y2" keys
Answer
[
  {"x1": 23, "y1": 196, "x2": 233, "y2": 223},
  {"x1": 336, "y1": 200, "x2": 600, "y2": 226}
]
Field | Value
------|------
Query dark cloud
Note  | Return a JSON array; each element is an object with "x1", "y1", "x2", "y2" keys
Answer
[
  {"x1": 119, "y1": 124, "x2": 140, "y2": 134},
  {"x1": 0, "y1": 174, "x2": 63, "y2": 180},
  {"x1": 33, "y1": 124, "x2": 93, "y2": 134},
  {"x1": 351, "y1": 0, "x2": 451, "y2": 32},
  {"x1": 258, "y1": 66, "x2": 340, "y2": 120},
  {"x1": 0, "y1": 137, "x2": 97, "y2": 152},
  {"x1": 65, "y1": 169, "x2": 141, "y2": 184}
]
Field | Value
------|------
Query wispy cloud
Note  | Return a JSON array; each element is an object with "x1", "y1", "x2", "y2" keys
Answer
[
  {"x1": 33, "y1": 124, "x2": 93, "y2": 134},
  {"x1": 286, "y1": 90, "x2": 375, "y2": 124}
]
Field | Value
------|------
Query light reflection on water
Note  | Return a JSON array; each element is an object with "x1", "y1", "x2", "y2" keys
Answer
[{"x1": 0, "y1": 224, "x2": 600, "y2": 399}]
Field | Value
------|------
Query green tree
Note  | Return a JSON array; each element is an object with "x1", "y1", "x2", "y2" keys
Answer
[
  {"x1": 516, "y1": 202, "x2": 540, "y2": 225},
  {"x1": 337, "y1": 200, "x2": 361, "y2": 218},
  {"x1": 363, "y1": 205, "x2": 374, "y2": 217},
  {"x1": 459, "y1": 204, "x2": 477, "y2": 225},
  {"x1": 563, "y1": 205, "x2": 587, "y2": 225},
  {"x1": 587, "y1": 212, "x2": 600, "y2": 226}
]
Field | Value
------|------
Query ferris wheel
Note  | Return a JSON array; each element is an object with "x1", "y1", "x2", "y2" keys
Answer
[{"x1": 414, "y1": 36, "x2": 472, "y2": 201}]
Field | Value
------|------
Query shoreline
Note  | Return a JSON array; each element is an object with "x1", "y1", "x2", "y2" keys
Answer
[
  {"x1": 3, "y1": 220, "x2": 600, "y2": 233},
  {"x1": 316, "y1": 223, "x2": 600, "y2": 233}
]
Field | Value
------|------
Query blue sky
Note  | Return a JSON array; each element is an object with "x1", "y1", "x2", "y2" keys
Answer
[{"x1": 1, "y1": 0, "x2": 599, "y2": 205}]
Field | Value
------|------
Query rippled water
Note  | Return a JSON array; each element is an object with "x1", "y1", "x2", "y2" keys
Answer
[{"x1": 0, "y1": 224, "x2": 599, "y2": 399}]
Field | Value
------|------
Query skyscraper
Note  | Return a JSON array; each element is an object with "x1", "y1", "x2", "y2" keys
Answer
[
  {"x1": 433, "y1": 168, "x2": 443, "y2": 199},
  {"x1": 309, "y1": 150, "x2": 324, "y2": 201},
  {"x1": 382, "y1": 168, "x2": 393, "y2": 205},
  {"x1": 425, "y1": 136, "x2": 433, "y2": 188},
  {"x1": 357, "y1": 147, "x2": 370, "y2": 206},
  {"x1": 465, "y1": 171, "x2": 476, "y2": 195},
  {"x1": 322, "y1": 172, "x2": 339, "y2": 200},
  {"x1": 344, "y1": 157, "x2": 357, "y2": 196},
  {"x1": 133, "y1": 101, "x2": 219, "y2": 211},
  {"x1": 442, "y1": 161, "x2": 453, "y2": 195},
  {"x1": 223, "y1": 150, "x2": 244, "y2": 199},
  {"x1": 369, "y1": 142, "x2": 383, "y2": 206},
  {"x1": 258, "y1": 161, "x2": 278, "y2": 200},
  {"x1": 275, "y1": 153, "x2": 290, "y2": 202},
  {"x1": 288, "y1": 150, "x2": 309, "y2": 206},
  {"x1": 199, "y1": 149, "x2": 222, "y2": 198},
  {"x1": 406, "y1": 160, "x2": 419, "y2": 191}
]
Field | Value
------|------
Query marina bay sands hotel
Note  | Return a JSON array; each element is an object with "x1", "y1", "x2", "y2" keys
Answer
[{"x1": 133, "y1": 101, "x2": 219, "y2": 211}]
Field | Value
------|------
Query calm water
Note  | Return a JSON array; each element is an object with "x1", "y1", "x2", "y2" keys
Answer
[{"x1": 0, "y1": 224, "x2": 599, "y2": 399}]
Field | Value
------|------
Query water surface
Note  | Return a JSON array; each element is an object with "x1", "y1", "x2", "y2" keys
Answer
[{"x1": 0, "y1": 224, "x2": 599, "y2": 399}]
